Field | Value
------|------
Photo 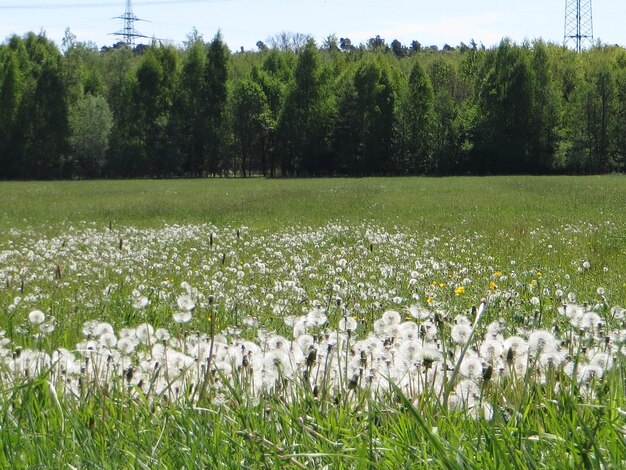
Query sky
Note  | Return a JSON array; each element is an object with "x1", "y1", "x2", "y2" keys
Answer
[{"x1": 0, "y1": 0, "x2": 625, "y2": 52}]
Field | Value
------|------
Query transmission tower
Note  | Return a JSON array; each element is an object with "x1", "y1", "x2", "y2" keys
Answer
[
  {"x1": 564, "y1": 0, "x2": 593, "y2": 52},
  {"x1": 114, "y1": 0, "x2": 147, "y2": 46}
]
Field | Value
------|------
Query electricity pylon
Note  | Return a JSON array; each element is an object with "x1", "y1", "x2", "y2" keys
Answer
[
  {"x1": 564, "y1": 0, "x2": 594, "y2": 52},
  {"x1": 113, "y1": 0, "x2": 147, "y2": 46}
]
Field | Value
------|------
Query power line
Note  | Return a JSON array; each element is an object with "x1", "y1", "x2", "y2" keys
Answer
[{"x1": 0, "y1": 0, "x2": 236, "y2": 9}]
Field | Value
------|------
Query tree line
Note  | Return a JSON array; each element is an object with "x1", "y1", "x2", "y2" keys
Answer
[{"x1": 1, "y1": 30, "x2": 625, "y2": 179}]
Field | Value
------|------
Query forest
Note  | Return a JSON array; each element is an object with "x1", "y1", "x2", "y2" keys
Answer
[{"x1": 0, "y1": 30, "x2": 625, "y2": 179}]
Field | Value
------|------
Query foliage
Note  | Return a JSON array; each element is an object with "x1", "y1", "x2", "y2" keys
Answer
[
  {"x1": 2, "y1": 32, "x2": 626, "y2": 178},
  {"x1": 68, "y1": 94, "x2": 113, "y2": 177}
]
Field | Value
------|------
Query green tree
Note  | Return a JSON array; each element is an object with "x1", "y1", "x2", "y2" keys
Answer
[
  {"x1": 529, "y1": 40, "x2": 559, "y2": 172},
  {"x1": 230, "y1": 79, "x2": 272, "y2": 176},
  {"x1": 428, "y1": 58, "x2": 467, "y2": 174},
  {"x1": 17, "y1": 43, "x2": 69, "y2": 179},
  {"x1": 170, "y1": 35, "x2": 206, "y2": 175},
  {"x1": 249, "y1": 55, "x2": 290, "y2": 175},
  {"x1": 0, "y1": 50, "x2": 21, "y2": 178},
  {"x1": 611, "y1": 51, "x2": 626, "y2": 171},
  {"x1": 397, "y1": 59, "x2": 435, "y2": 173},
  {"x1": 335, "y1": 59, "x2": 395, "y2": 175},
  {"x1": 203, "y1": 33, "x2": 230, "y2": 175},
  {"x1": 277, "y1": 39, "x2": 332, "y2": 175},
  {"x1": 68, "y1": 94, "x2": 113, "y2": 177},
  {"x1": 473, "y1": 39, "x2": 535, "y2": 174}
]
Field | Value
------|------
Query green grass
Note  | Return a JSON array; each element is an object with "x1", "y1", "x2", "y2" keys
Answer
[
  {"x1": 1, "y1": 175, "x2": 624, "y2": 231},
  {"x1": 1, "y1": 176, "x2": 625, "y2": 468}
]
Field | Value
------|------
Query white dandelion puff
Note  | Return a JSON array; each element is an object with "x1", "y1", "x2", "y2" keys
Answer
[
  {"x1": 173, "y1": 311, "x2": 193, "y2": 324},
  {"x1": 28, "y1": 310, "x2": 45, "y2": 325},
  {"x1": 176, "y1": 294, "x2": 195, "y2": 312},
  {"x1": 338, "y1": 316, "x2": 358, "y2": 333},
  {"x1": 451, "y1": 323, "x2": 472, "y2": 345},
  {"x1": 131, "y1": 291, "x2": 150, "y2": 310}
]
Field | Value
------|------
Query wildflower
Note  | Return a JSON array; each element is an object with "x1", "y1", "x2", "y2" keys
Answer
[
  {"x1": 580, "y1": 312, "x2": 603, "y2": 332},
  {"x1": 99, "y1": 332, "x2": 118, "y2": 348},
  {"x1": 485, "y1": 321, "x2": 502, "y2": 339},
  {"x1": 338, "y1": 316, "x2": 357, "y2": 333},
  {"x1": 454, "y1": 286, "x2": 465, "y2": 296},
  {"x1": 528, "y1": 330, "x2": 557, "y2": 357},
  {"x1": 397, "y1": 322, "x2": 420, "y2": 341},
  {"x1": 406, "y1": 305, "x2": 431, "y2": 321},
  {"x1": 307, "y1": 308, "x2": 327, "y2": 327},
  {"x1": 176, "y1": 294, "x2": 195, "y2": 312},
  {"x1": 131, "y1": 291, "x2": 149, "y2": 310},
  {"x1": 538, "y1": 351, "x2": 565, "y2": 370},
  {"x1": 382, "y1": 310, "x2": 401, "y2": 326},
  {"x1": 420, "y1": 346, "x2": 444, "y2": 368},
  {"x1": 28, "y1": 310, "x2": 45, "y2": 325},
  {"x1": 503, "y1": 336, "x2": 528, "y2": 360},
  {"x1": 611, "y1": 306, "x2": 626, "y2": 320},
  {"x1": 39, "y1": 323, "x2": 55, "y2": 335},
  {"x1": 479, "y1": 339, "x2": 503, "y2": 364},
  {"x1": 155, "y1": 328, "x2": 171, "y2": 341},
  {"x1": 451, "y1": 323, "x2": 472, "y2": 345},
  {"x1": 173, "y1": 311, "x2": 193, "y2": 324},
  {"x1": 136, "y1": 323, "x2": 154, "y2": 344},
  {"x1": 94, "y1": 322, "x2": 114, "y2": 338},
  {"x1": 459, "y1": 355, "x2": 483, "y2": 379},
  {"x1": 588, "y1": 351, "x2": 613, "y2": 370},
  {"x1": 397, "y1": 340, "x2": 423, "y2": 365}
]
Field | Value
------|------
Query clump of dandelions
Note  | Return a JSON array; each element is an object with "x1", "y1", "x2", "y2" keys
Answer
[{"x1": 173, "y1": 293, "x2": 195, "y2": 324}]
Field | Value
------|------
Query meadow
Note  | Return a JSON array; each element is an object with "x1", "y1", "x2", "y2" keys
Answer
[{"x1": 0, "y1": 176, "x2": 625, "y2": 468}]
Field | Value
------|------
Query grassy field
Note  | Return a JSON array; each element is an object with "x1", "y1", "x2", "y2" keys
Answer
[{"x1": 0, "y1": 176, "x2": 625, "y2": 468}]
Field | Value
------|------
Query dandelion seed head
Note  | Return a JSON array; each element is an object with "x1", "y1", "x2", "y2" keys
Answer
[
  {"x1": 136, "y1": 323, "x2": 155, "y2": 344},
  {"x1": 94, "y1": 322, "x2": 114, "y2": 338},
  {"x1": 528, "y1": 330, "x2": 557, "y2": 357},
  {"x1": 176, "y1": 294, "x2": 195, "y2": 312},
  {"x1": 407, "y1": 305, "x2": 431, "y2": 321},
  {"x1": 117, "y1": 337, "x2": 136, "y2": 355},
  {"x1": 382, "y1": 310, "x2": 402, "y2": 326},
  {"x1": 173, "y1": 311, "x2": 193, "y2": 324},
  {"x1": 28, "y1": 310, "x2": 45, "y2": 325},
  {"x1": 451, "y1": 323, "x2": 472, "y2": 345},
  {"x1": 338, "y1": 316, "x2": 357, "y2": 333},
  {"x1": 459, "y1": 355, "x2": 483, "y2": 379}
]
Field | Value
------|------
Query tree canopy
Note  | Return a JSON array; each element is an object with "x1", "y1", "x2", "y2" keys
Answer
[{"x1": 1, "y1": 32, "x2": 625, "y2": 179}]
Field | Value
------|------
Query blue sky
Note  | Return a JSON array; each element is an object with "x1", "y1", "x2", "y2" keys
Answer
[{"x1": 0, "y1": 0, "x2": 624, "y2": 51}]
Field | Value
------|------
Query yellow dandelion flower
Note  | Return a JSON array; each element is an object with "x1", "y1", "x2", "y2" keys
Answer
[
  {"x1": 426, "y1": 296, "x2": 433, "y2": 303},
  {"x1": 489, "y1": 281, "x2": 497, "y2": 290},
  {"x1": 439, "y1": 282, "x2": 446, "y2": 288},
  {"x1": 454, "y1": 286, "x2": 465, "y2": 296}
]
